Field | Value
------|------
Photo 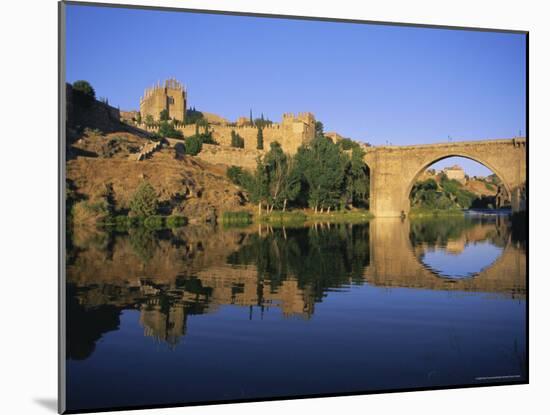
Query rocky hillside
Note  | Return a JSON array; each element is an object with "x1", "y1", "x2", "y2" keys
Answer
[
  {"x1": 67, "y1": 130, "x2": 248, "y2": 224},
  {"x1": 417, "y1": 169, "x2": 498, "y2": 198}
]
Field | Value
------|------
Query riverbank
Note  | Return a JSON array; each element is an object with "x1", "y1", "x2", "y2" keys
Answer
[
  {"x1": 220, "y1": 209, "x2": 374, "y2": 226},
  {"x1": 408, "y1": 208, "x2": 465, "y2": 218}
]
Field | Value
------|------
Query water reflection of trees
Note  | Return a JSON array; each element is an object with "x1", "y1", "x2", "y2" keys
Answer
[
  {"x1": 66, "y1": 284, "x2": 121, "y2": 360},
  {"x1": 409, "y1": 215, "x2": 510, "y2": 249},
  {"x1": 227, "y1": 224, "x2": 370, "y2": 302}
]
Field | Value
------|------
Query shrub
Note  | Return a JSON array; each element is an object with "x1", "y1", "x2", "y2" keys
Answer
[
  {"x1": 72, "y1": 200, "x2": 110, "y2": 225},
  {"x1": 221, "y1": 211, "x2": 252, "y2": 225},
  {"x1": 129, "y1": 181, "x2": 158, "y2": 218},
  {"x1": 174, "y1": 142, "x2": 186, "y2": 159},
  {"x1": 338, "y1": 137, "x2": 360, "y2": 150},
  {"x1": 485, "y1": 182, "x2": 496, "y2": 191},
  {"x1": 227, "y1": 166, "x2": 245, "y2": 183},
  {"x1": 145, "y1": 114, "x2": 154, "y2": 127},
  {"x1": 261, "y1": 211, "x2": 307, "y2": 224},
  {"x1": 158, "y1": 120, "x2": 183, "y2": 138},
  {"x1": 166, "y1": 215, "x2": 187, "y2": 228},
  {"x1": 143, "y1": 215, "x2": 164, "y2": 229},
  {"x1": 113, "y1": 215, "x2": 131, "y2": 227},
  {"x1": 159, "y1": 109, "x2": 169, "y2": 121},
  {"x1": 201, "y1": 132, "x2": 218, "y2": 145},
  {"x1": 126, "y1": 216, "x2": 142, "y2": 227},
  {"x1": 185, "y1": 135, "x2": 203, "y2": 156}
]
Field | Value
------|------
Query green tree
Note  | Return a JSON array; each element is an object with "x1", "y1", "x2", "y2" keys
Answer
[
  {"x1": 264, "y1": 142, "x2": 287, "y2": 212},
  {"x1": 145, "y1": 114, "x2": 154, "y2": 127},
  {"x1": 280, "y1": 157, "x2": 301, "y2": 211},
  {"x1": 72, "y1": 80, "x2": 96, "y2": 108},
  {"x1": 129, "y1": 181, "x2": 158, "y2": 218},
  {"x1": 254, "y1": 114, "x2": 273, "y2": 129},
  {"x1": 185, "y1": 107, "x2": 204, "y2": 125},
  {"x1": 136, "y1": 112, "x2": 142, "y2": 124},
  {"x1": 342, "y1": 146, "x2": 369, "y2": 208},
  {"x1": 231, "y1": 130, "x2": 245, "y2": 148},
  {"x1": 257, "y1": 127, "x2": 264, "y2": 150},
  {"x1": 410, "y1": 179, "x2": 439, "y2": 207},
  {"x1": 338, "y1": 137, "x2": 360, "y2": 151},
  {"x1": 227, "y1": 165, "x2": 256, "y2": 193},
  {"x1": 315, "y1": 121, "x2": 324, "y2": 138},
  {"x1": 250, "y1": 159, "x2": 269, "y2": 215},
  {"x1": 159, "y1": 109, "x2": 169, "y2": 121},
  {"x1": 295, "y1": 136, "x2": 346, "y2": 212},
  {"x1": 185, "y1": 135, "x2": 203, "y2": 156},
  {"x1": 72, "y1": 80, "x2": 96, "y2": 99}
]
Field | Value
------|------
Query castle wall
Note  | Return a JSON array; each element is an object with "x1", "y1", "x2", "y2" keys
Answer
[
  {"x1": 176, "y1": 112, "x2": 316, "y2": 155},
  {"x1": 195, "y1": 144, "x2": 262, "y2": 170}
]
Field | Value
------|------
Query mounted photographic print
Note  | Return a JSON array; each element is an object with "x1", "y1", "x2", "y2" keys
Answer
[{"x1": 59, "y1": 1, "x2": 528, "y2": 413}]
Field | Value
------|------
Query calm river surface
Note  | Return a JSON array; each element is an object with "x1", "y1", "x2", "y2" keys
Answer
[{"x1": 65, "y1": 214, "x2": 526, "y2": 412}]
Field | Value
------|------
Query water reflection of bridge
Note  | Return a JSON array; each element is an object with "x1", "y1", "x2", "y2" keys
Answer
[{"x1": 365, "y1": 218, "x2": 525, "y2": 297}]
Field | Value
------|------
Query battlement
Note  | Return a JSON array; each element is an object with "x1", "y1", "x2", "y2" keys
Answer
[
  {"x1": 282, "y1": 112, "x2": 315, "y2": 125},
  {"x1": 140, "y1": 78, "x2": 186, "y2": 102}
]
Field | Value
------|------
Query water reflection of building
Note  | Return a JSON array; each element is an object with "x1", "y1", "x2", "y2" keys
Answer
[
  {"x1": 136, "y1": 275, "x2": 314, "y2": 345},
  {"x1": 140, "y1": 302, "x2": 187, "y2": 346},
  {"x1": 444, "y1": 238, "x2": 466, "y2": 254},
  {"x1": 195, "y1": 267, "x2": 315, "y2": 318}
]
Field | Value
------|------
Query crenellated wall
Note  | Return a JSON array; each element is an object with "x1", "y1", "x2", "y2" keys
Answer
[{"x1": 135, "y1": 111, "x2": 316, "y2": 160}]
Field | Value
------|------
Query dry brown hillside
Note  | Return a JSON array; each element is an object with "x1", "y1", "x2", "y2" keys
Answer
[{"x1": 67, "y1": 131, "x2": 247, "y2": 223}]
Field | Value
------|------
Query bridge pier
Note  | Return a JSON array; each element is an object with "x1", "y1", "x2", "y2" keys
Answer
[
  {"x1": 369, "y1": 170, "x2": 410, "y2": 218},
  {"x1": 511, "y1": 185, "x2": 527, "y2": 213}
]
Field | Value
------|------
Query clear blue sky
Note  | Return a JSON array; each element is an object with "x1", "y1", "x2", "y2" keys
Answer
[{"x1": 65, "y1": 4, "x2": 526, "y2": 176}]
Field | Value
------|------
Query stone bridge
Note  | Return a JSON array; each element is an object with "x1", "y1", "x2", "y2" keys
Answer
[{"x1": 363, "y1": 138, "x2": 526, "y2": 217}]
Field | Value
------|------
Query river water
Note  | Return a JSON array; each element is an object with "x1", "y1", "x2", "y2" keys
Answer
[{"x1": 65, "y1": 214, "x2": 526, "y2": 412}]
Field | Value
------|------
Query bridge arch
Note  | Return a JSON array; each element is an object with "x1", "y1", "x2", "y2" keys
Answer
[{"x1": 404, "y1": 152, "x2": 512, "y2": 208}]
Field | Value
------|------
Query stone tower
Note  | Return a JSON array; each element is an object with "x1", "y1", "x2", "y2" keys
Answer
[
  {"x1": 280, "y1": 112, "x2": 316, "y2": 153},
  {"x1": 139, "y1": 78, "x2": 187, "y2": 122}
]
